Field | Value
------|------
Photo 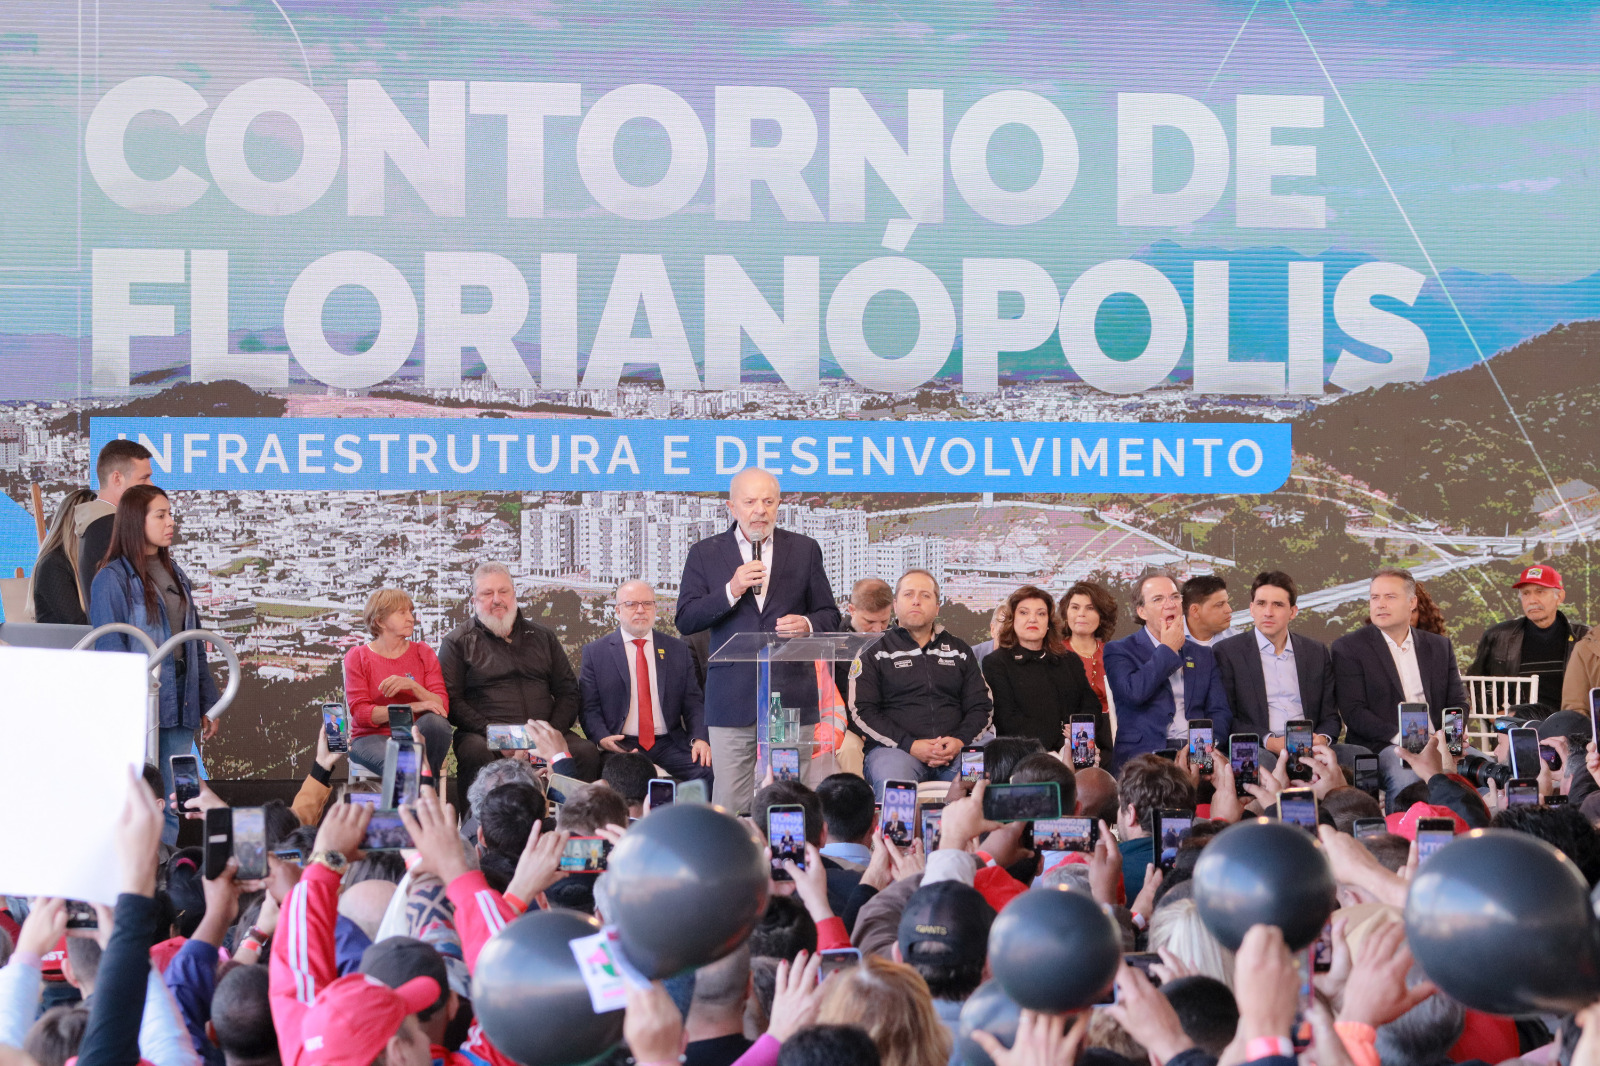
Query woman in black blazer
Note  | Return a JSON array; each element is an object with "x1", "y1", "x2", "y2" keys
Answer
[{"x1": 982, "y1": 585, "x2": 1106, "y2": 757}]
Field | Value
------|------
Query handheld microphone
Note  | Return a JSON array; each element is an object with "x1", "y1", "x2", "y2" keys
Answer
[{"x1": 751, "y1": 534, "x2": 765, "y2": 598}]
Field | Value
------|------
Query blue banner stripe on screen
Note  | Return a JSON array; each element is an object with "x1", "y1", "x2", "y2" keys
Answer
[{"x1": 89, "y1": 418, "x2": 1291, "y2": 493}]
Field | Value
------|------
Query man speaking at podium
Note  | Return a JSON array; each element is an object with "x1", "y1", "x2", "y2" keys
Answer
[{"x1": 676, "y1": 468, "x2": 841, "y2": 813}]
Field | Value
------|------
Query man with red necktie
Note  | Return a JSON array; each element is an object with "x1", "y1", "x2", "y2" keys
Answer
[{"x1": 578, "y1": 579, "x2": 714, "y2": 787}]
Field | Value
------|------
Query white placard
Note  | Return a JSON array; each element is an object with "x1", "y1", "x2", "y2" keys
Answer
[{"x1": 0, "y1": 646, "x2": 149, "y2": 904}]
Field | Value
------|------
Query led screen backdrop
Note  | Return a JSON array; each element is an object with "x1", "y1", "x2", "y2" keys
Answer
[{"x1": 1, "y1": 0, "x2": 1595, "y2": 776}]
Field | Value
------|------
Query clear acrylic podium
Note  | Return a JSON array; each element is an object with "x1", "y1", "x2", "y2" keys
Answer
[{"x1": 709, "y1": 632, "x2": 885, "y2": 796}]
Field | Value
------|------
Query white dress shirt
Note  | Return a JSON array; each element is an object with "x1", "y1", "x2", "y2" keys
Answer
[
  {"x1": 1144, "y1": 627, "x2": 1189, "y2": 741},
  {"x1": 620, "y1": 628, "x2": 669, "y2": 738},
  {"x1": 1382, "y1": 627, "x2": 1427, "y2": 704},
  {"x1": 1185, "y1": 620, "x2": 1241, "y2": 647},
  {"x1": 723, "y1": 526, "x2": 813, "y2": 632},
  {"x1": 1256, "y1": 630, "x2": 1304, "y2": 735},
  {"x1": 726, "y1": 524, "x2": 773, "y2": 612}
]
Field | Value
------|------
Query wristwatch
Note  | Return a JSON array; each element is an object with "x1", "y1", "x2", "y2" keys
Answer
[{"x1": 308, "y1": 850, "x2": 348, "y2": 874}]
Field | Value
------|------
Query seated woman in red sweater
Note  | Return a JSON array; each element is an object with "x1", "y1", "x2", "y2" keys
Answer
[{"x1": 343, "y1": 587, "x2": 451, "y2": 777}]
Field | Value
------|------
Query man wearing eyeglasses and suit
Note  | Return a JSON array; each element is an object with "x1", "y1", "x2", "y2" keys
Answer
[{"x1": 579, "y1": 580, "x2": 713, "y2": 787}]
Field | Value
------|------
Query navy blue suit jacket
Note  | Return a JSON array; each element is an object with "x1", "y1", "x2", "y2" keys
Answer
[
  {"x1": 675, "y1": 525, "x2": 841, "y2": 729},
  {"x1": 578, "y1": 630, "x2": 707, "y2": 744},
  {"x1": 1104, "y1": 628, "x2": 1232, "y2": 770}
]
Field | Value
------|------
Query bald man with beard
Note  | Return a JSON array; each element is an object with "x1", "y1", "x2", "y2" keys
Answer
[{"x1": 676, "y1": 468, "x2": 841, "y2": 813}]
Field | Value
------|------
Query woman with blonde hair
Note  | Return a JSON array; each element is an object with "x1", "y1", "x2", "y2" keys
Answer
[
  {"x1": 1148, "y1": 897, "x2": 1235, "y2": 986},
  {"x1": 343, "y1": 587, "x2": 451, "y2": 777},
  {"x1": 816, "y1": 955, "x2": 952, "y2": 1066},
  {"x1": 31, "y1": 488, "x2": 96, "y2": 623}
]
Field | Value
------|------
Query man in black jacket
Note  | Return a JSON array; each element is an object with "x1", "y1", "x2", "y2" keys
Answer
[
  {"x1": 848, "y1": 569, "x2": 992, "y2": 795},
  {"x1": 1332, "y1": 567, "x2": 1467, "y2": 806},
  {"x1": 1468, "y1": 565, "x2": 1588, "y2": 712},
  {"x1": 440, "y1": 561, "x2": 597, "y2": 798}
]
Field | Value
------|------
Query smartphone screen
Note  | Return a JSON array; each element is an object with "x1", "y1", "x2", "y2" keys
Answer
[
  {"x1": 1230, "y1": 734, "x2": 1259, "y2": 796},
  {"x1": 1069, "y1": 715, "x2": 1097, "y2": 769},
  {"x1": 880, "y1": 783, "x2": 917, "y2": 848},
  {"x1": 768, "y1": 806, "x2": 807, "y2": 878},
  {"x1": 1033, "y1": 816, "x2": 1097, "y2": 853},
  {"x1": 347, "y1": 790, "x2": 381, "y2": 809},
  {"x1": 232, "y1": 807, "x2": 268, "y2": 881},
  {"x1": 921, "y1": 805, "x2": 944, "y2": 852},
  {"x1": 1156, "y1": 809, "x2": 1194, "y2": 869},
  {"x1": 322, "y1": 702, "x2": 348, "y2": 754},
  {"x1": 1285, "y1": 720, "x2": 1314, "y2": 782},
  {"x1": 819, "y1": 948, "x2": 861, "y2": 980},
  {"x1": 648, "y1": 778, "x2": 676, "y2": 809},
  {"x1": 387, "y1": 705, "x2": 414, "y2": 739},
  {"x1": 1415, "y1": 818, "x2": 1456, "y2": 863},
  {"x1": 1547, "y1": 793, "x2": 1570, "y2": 807},
  {"x1": 1590, "y1": 688, "x2": 1600, "y2": 749},
  {"x1": 1399, "y1": 703, "x2": 1432, "y2": 754},
  {"x1": 959, "y1": 747, "x2": 986, "y2": 785},
  {"x1": 1353, "y1": 817, "x2": 1387, "y2": 839},
  {"x1": 1441, "y1": 708, "x2": 1465, "y2": 757},
  {"x1": 486, "y1": 724, "x2": 531, "y2": 750},
  {"x1": 391, "y1": 745, "x2": 420, "y2": 808},
  {"x1": 1510, "y1": 728, "x2": 1541, "y2": 781},
  {"x1": 770, "y1": 746, "x2": 800, "y2": 782},
  {"x1": 170, "y1": 754, "x2": 200, "y2": 809},
  {"x1": 981, "y1": 782, "x2": 1061, "y2": 823},
  {"x1": 65, "y1": 900, "x2": 98, "y2": 930},
  {"x1": 1507, "y1": 780, "x2": 1540, "y2": 807},
  {"x1": 204, "y1": 807, "x2": 233, "y2": 879},
  {"x1": 360, "y1": 810, "x2": 414, "y2": 851},
  {"x1": 1277, "y1": 789, "x2": 1318, "y2": 833},
  {"x1": 678, "y1": 780, "x2": 708, "y2": 805},
  {"x1": 1353, "y1": 755, "x2": 1381, "y2": 797},
  {"x1": 1187, "y1": 720, "x2": 1213, "y2": 773},
  {"x1": 560, "y1": 836, "x2": 610, "y2": 873}
]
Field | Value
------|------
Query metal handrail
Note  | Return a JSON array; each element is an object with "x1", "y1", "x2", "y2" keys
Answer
[
  {"x1": 71, "y1": 623, "x2": 242, "y2": 762},
  {"x1": 72, "y1": 622, "x2": 160, "y2": 657},
  {"x1": 154, "y1": 628, "x2": 242, "y2": 720}
]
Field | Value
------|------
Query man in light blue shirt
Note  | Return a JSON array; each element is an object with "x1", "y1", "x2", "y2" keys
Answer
[
  {"x1": 816, "y1": 772, "x2": 876, "y2": 870},
  {"x1": 1215, "y1": 571, "x2": 1345, "y2": 771}
]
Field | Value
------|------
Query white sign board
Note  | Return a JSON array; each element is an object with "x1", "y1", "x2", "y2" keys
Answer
[{"x1": 0, "y1": 646, "x2": 149, "y2": 904}]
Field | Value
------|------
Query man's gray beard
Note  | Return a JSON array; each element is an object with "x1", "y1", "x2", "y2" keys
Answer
[{"x1": 477, "y1": 607, "x2": 515, "y2": 638}]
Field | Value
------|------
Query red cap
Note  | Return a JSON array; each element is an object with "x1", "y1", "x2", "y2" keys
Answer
[
  {"x1": 1513, "y1": 565, "x2": 1562, "y2": 591},
  {"x1": 296, "y1": 973, "x2": 439, "y2": 1066},
  {"x1": 1385, "y1": 802, "x2": 1469, "y2": 841}
]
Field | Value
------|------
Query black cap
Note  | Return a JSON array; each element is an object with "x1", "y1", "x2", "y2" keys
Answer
[
  {"x1": 897, "y1": 882, "x2": 994, "y2": 968},
  {"x1": 1536, "y1": 710, "x2": 1592, "y2": 742},
  {"x1": 360, "y1": 937, "x2": 450, "y2": 1016}
]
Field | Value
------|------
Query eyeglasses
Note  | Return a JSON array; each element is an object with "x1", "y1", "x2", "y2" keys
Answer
[{"x1": 617, "y1": 600, "x2": 657, "y2": 610}]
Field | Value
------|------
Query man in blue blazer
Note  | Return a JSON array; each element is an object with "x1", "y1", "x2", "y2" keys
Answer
[
  {"x1": 676, "y1": 468, "x2": 841, "y2": 812},
  {"x1": 579, "y1": 580, "x2": 712, "y2": 787},
  {"x1": 1105, "y1": 571, "x2": 1232, "y2": 772}
]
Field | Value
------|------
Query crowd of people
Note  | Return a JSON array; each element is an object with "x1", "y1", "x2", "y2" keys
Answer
[{"x1": 10, "y1": 441, "x2": 1600, "y2": 1066}]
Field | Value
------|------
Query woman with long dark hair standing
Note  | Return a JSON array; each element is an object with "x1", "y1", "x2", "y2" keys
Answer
[{"x1": 89, "y1": 484, "x2": 220, "y2": 842}]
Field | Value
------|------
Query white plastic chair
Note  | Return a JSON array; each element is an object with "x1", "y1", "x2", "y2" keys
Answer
[{"x1": 1461, "y1": 674, "x2": 1539, "y2": 749}]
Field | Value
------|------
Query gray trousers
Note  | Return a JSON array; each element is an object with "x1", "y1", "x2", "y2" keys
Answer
[{"x1": 709, "y1": 726, "x2": 836, "y2": 815}]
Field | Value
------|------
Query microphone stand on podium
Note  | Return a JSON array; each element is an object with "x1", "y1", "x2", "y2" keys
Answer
[
  {"x1": 73, "y1": 623, "x2": 243, "y2": 765},
  {"x1": 708, "y1": 630, "x2": 884, "y2": 804}
]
